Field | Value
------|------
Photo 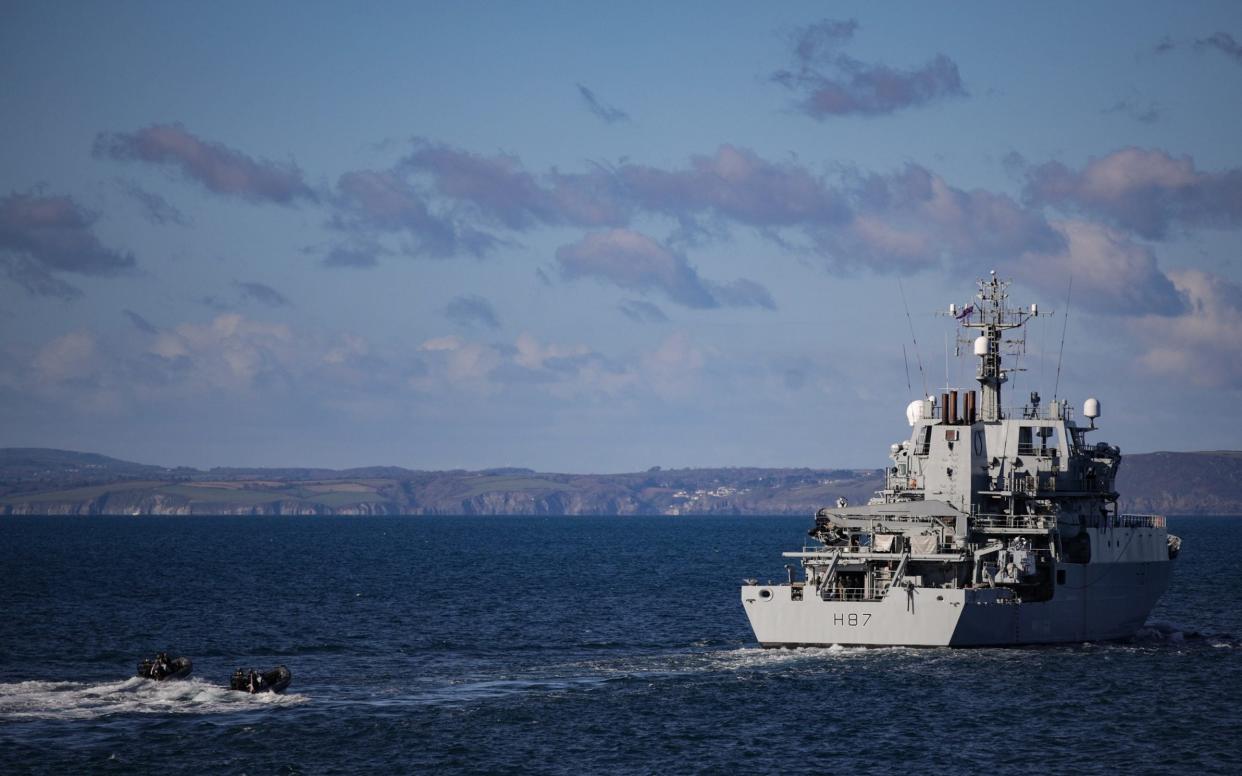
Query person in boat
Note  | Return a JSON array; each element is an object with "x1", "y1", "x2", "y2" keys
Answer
[{"x1": 247, "y1": 670, "x2": 257, "y2": 693}]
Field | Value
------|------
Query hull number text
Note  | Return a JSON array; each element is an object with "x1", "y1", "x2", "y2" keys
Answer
[{"x1": 833, "y1": 613, "x2": 872, "y2": 627}]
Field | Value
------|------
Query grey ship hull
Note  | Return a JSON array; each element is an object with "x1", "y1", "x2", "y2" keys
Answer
[{"x1": 742, "y1": 559, "x2": 1172, "y2": 648}]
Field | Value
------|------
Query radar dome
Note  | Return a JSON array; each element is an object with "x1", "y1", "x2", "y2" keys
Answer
[
  {"x1": 905, "y1": 399, "x2": 924, "y2": 426},
  {"x1": 973, "y1": 336, "x2": 987, "y2": 356},
  {"x1": 1084, "y1": 397, "x2": 1100, "y2": 419}
]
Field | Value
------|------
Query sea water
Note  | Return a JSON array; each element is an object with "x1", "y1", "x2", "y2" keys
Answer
[{"x1": 1, "y1": 515, "x2": 1239, "y2": 774}]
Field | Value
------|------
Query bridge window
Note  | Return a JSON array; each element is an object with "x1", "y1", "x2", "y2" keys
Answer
[{"x1": 1018, "y1": 426, "x2": 1058, "y2": 457}]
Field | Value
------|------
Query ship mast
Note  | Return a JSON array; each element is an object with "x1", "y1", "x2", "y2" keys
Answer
[{"x1": 956, "y1": 271, "x2": 1040, "y2": 422}]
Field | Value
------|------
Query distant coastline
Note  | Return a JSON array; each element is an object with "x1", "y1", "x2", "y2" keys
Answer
[{"x1": 1, "y1": 448, "x2": 1239, "y2": 517}]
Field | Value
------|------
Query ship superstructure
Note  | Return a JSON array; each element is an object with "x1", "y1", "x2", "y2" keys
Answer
[{"x1": 741, "y1": 273, "x2": 1181, "y2": 647}]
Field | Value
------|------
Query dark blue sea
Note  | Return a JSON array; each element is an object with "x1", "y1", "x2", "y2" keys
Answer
[{"x1": 1, "y1": 515, "x2": 1239, "y2": 775}]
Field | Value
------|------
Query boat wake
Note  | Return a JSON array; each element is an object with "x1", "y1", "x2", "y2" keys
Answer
[
  {"x1": 403, "y1": 676, "x2": 611, "y2": 706},
  {"x1": 380, "y1": 646, "x2": 885, "y2": 709},
  {"x1": 0, "y1": 677, "x2": 307, "y2": 721}
]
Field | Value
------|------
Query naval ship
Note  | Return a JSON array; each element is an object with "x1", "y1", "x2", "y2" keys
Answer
[{"x1": 741, "y1": 273, "x2": 1181, "y2": 647}]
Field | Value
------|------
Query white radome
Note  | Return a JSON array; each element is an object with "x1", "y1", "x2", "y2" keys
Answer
[
  {"x1": 1084, "y1": 397, "x2": 1100, "y2": 419},
  {"x1": 906, "y1": 399, "x2": 924, "y2": 426},
  {"x1": 973, "y1": 336, "x2": 987, "y2": 356}
]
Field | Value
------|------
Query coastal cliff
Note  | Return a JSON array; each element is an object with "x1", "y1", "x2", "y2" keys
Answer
[{"x1": 0, "y1": 448, "x2": 1238, "y2": 516}]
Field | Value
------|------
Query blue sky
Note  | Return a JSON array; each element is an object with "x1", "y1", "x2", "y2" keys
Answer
[{"x1": 3, "y1": 1, "x2": 1242, "y2": 471}]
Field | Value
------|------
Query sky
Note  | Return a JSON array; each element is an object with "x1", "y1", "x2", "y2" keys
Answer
[{"x1": 2, "y1": 1, "x2": 1242, "y2": 472}]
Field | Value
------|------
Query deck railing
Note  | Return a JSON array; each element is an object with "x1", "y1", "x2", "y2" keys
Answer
[
  {"x1": 816, "y1": 585, "x2": 887, "y2": 602},
  {"x1": 970, "y1": 513, "x2": 1053, "y2": 530},
  {"x1": 1115, "y1": 514, "x2": 1166, "y2": 528},
  {"x1": 1000, "y1": 404, "x2": 1074, "y2": 421}
]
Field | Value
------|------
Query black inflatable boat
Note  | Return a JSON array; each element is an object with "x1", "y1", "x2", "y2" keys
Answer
[
  {"x1": 137, "y1": 653, "x2": 193, "y2": 681},
  {"x1": 230, "y1": 665, "x2": 292, "y2": 694}
]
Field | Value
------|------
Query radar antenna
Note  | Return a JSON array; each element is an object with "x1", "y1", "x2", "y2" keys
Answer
[{"x1": 953, "y1": 271, "x2": 1050, "y2": 421}]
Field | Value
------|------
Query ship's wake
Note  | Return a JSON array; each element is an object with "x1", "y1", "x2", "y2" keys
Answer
[
  {"x1": 0, "y1": 677, "x2": 307, "y2": 721},
  {"x1": 552, "y1": 644, "x2": 907, "y2": 687},
  {"x1": 376, "y1": 645, "x2": 889, "y2": 708}
]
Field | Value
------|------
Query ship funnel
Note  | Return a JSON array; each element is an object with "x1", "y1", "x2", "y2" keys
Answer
[
  {"x1": 965, "y1": 390, "x2": 977, "y2": 424},
  {"x1": 949, "y1": 390, "x2": 959, "y2": 424}
]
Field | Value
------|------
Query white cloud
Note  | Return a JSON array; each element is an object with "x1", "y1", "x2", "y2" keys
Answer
[
  {"x1": 1132, "y1": 269, "x2": 1242, "y2": 388},
  {"x1": 148, "y1": 313, "x2": 296, "y2": 392},
  {"x1": 1007, "y1": 220, "x2": 1183, "y2": 315}
]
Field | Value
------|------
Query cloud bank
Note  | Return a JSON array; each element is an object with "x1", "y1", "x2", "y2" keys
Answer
[
  {"x1": 1023, "y1": 147, "x2": 1242, "y2": 239},
  {"x1": 71, "y1": 121, "x2": 1234, "y2": 340},
  {"x1": 345, "y1": 138, "x2": 1200, "y2": 318}
]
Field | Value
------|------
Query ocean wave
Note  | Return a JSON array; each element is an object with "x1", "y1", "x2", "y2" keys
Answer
[{"x1": 0, "y1": 677, "x2": 307, "y2": 721}]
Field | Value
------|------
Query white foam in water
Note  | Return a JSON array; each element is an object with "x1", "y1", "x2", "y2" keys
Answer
[
  {"x1": 573, "y1": 644, "x2": 900, "y2": 685},
  {"x1": 1134, "y1": 620, "x2": 1199, "y2": 645},
  {"x1": 704, "y1": 644, "x2": 905, "y2": 670},
  {"x1": 0, "y1": 677, "x2": 307, "y2": 720},
  {"x1": 1133, "y1": 620, "x2": 1238, "y2": 648}
]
